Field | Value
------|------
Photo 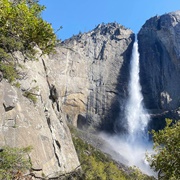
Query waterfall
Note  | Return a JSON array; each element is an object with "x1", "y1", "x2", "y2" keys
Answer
[
  {"x1": 125, "y1": 41, "x2": 150, "y2": 143},
  {"x1": 100, "y1": 41, "x2": 156, "y2": 177}
]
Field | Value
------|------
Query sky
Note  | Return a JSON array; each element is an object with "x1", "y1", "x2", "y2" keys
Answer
[{"x1": 39, "y1": 0, "x2": 180, "y2": 40}]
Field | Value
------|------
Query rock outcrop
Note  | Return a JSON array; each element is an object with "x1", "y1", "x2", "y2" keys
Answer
[
  {"x1": 138, "y1": 11, "x2": 180, "y2": 128},
  {"x1": 0, "y1": 51, "x2": 80, "y2": 178},
  {"x1": 47, "y1": 23, "x2": 135, "y2": 132}
]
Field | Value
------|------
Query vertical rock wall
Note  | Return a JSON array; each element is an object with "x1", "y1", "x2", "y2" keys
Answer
[
  {"x1": 47, "y1": 23, "x2": 134, "y2": 132},
  {"x1": 0, "y1": 22, "x2": 134, "y2": 178},
  {"x1": 138, "y1": 11, "x2": 180, "y2": 129},
  {"x1": 0, "y1": 51, "x2": 80, "y2": 178}
]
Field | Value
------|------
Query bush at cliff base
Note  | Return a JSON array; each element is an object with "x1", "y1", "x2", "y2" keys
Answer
[
  {"x1": 148, "y1": 119, "x2": 180, "y2": 180},
  {"x1": 0, "y1": 146, "x2": 32, "y2": 179}
]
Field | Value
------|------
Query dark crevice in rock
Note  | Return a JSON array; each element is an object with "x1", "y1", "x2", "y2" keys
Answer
[
  {"x1": 31, "y1": 167, "x2": 43, "y2": 171},
  {"x1": 105, "y1": 90, "x2": 119, "y2": 95},
  {"x1": 77, "y1": 114, "x2": 88, "y2": 130},
  {"x1": 47, "y1": 117, "x2": 52, "y2": 132},
  {"x1": 3, "y1": 103, "x2": 14, "y2": 112},
  {"x1": 97, "y1": 41, "x2": 106, "y2": 60},
  {"x1": 114, "y1": 28, "x2": 120, "y2": 35},
  {"x1": 55, "y1": 140, "x2": 61, "y2": 150},
  {"x1": 41, "y1": 58, "x2": 50, "y2": 88},
  {"x1": 49, "y1": 84, "x2": 60, "y2": 112},
  {"x1": 46, "y1": 117, "x2": 61, "y2": 167},
  {"x1": 42, "y1": 58, "x2": 60, "y2": 113},
  {"x1": 53, "y1": 143, "x2": 61, "y2": 167},
  {"x1": 0, "y1": 72, "x2": 3, "y2": 82}
]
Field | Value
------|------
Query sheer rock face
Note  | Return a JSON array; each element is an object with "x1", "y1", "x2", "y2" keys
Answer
[
  {"x1": 47, "y1": 23, "x2": 135, "y2": 132},
  {"x1": 0, "y1": 23, "x2": 134, "y2": 177},
  {"x1": 138, "y1": 11, "x2": 180, "y2": 127},
  {"x1": 0, "y1": 52, "x2": 80, "y2": 178}
]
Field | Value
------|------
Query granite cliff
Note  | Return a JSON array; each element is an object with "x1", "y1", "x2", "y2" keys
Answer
[
  {"x1": 1, "y1": 9, "x2": 180, "y2": 178},
  {"x1": 0, "y1": 50, "x2": 80, "y2": 178},
  {"x1": 2, "y1": 9, "x2": 180, "y2": 176},
  {"x1": 0, "y1": 23, "x2": 134, "y2": 178},
  {"x1": 47, "y1": 23, "x2": 134, "y2": 132},
  {"x1": 138, "y1": 11, "x2": 180, "y2": 129}
]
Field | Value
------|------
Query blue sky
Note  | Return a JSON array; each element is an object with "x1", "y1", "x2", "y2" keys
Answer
[{"x1": 39, "y1": 0, "x2": 180, "y2": 40}]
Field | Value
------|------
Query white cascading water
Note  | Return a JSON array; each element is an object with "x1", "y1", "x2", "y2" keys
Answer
[
  {"x1": 100, "y1": 41, "x2": 156, "y2": 177},
  {"x1": 125, "y1": 41, "x2": 150, "y2": 143}
]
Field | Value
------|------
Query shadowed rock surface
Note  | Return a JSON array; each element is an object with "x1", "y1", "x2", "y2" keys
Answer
[{"x1": 138, "y1": 11, "x2": 180, "y2": 129}]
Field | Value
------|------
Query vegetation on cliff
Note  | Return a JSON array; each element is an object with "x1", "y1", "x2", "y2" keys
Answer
[
  {"x1": 148, "y1": 119, "x2": 180, "y2": 180},
  {"x1": 0, "y1": 0, "x2": 56, "y2": 82},
  {"x1": 70, "y1": 125, "x2": 155, "y2": 180},
  {"x1": 0, "y1": 146, "x2": 32, "y2": 179}
]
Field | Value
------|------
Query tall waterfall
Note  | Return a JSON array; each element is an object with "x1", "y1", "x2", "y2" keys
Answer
[
  {"x1": 125, "y1": 42, "x2": 150, "y2": 143},
  {"x1": 100, "y1": 41, "x2": 155, "y2": 176}
]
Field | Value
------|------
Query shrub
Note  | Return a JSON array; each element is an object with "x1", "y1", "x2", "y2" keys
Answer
[
  {"x1": 0, "y1": 61, "x2": 19, "y2": 83},
  {"x1": 72, "y1": 136, "x2": 128, "y2": 180},
  {"x1": 23, "y1": 86, "x2": 39, "y2": 104},
  {"x1": 0, "y1": 0, "x2": 56, "y2": 55},
  {"x1": 0, "y1": 0, "x2": 57, "y2": 82},
  {"x1": 0, "y1": 146, "x2": 32, "y2": 179},
  {"x1": 128, "y1": 166, "x2": 155, "y2": 180},
  {"x1": 70, "y1": 125, "x2": 156, "y2": 180},
  {"x1": 147, "y1": 119, "x2": 180, "y2": 180},
  {"x1": 23, "y1": 91, "x2": 37, "y2": 104}
]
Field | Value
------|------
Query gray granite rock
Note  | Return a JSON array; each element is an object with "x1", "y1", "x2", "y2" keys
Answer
[
  {"x1": 0, "y1": 53, "x2": 80, "y2": 178},
  {"x1": 47, "y1": 23, "x2": 135, "y2": 132},
  {"x1": 138, "y1": 11, "x2": 180, "y2": 127},
  {"x1": 0, "y1": 22, "x2": 134, "y2": 178},
  {"x1": 3, "y1": 83, "x2": 17, "y2": 111}
]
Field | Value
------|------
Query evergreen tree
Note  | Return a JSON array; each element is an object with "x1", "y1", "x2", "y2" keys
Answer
[
  {"x1": 0, "y1": 0, "x2": 57, "y2": 82},
  {"x1": 148, "y1": 119, "x2": 180, "y2": 180}
]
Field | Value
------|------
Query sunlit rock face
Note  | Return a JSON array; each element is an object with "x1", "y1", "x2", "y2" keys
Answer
[
  {"x1": 138, "y1": 11, "x2": 180, "y2": 129},
  {"x1": 0, "y1": 23, "x2": 135, "y2": 178},
  {"x1": 47, "y1": 23, "x2": 135, "y2": 132},
  {"x1": 0, "y1": 52, "x2": 80, "y2": 178}
]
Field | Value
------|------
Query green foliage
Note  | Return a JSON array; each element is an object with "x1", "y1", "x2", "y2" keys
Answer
[
  {"x1": 0, "y1": 61, "x2": 19, "y2": 83},
  {"x1": 0, "y1": 0, "x2": 57, "y2": 82},
  {"x1": 0, "y1": 146, "x2": 32, "y2": 179},
  {"x1": 23, "y1": 91, "x2": 37, "y2": 104},
  {"x1": 129, "y1": 166, "x2": 155, "y2": 180},
  {"x1": 148, "y1": 119, "x2": 180, "y2": 180},
  {"x1": 23, "y1": 86, "x2": 39, "y2": 104},
  {"x1": 13, "y1": 81, "x2": 21, "y2": 88},
  {"x1": 72, "y1": 136, "x2": 127, "y2": 180},
  {"x1": 69, "y1": 126, "x2": 154, "y2": 180},
  {"x1": 0, "y1": 0, "x2": 56, "y2": 55}
]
